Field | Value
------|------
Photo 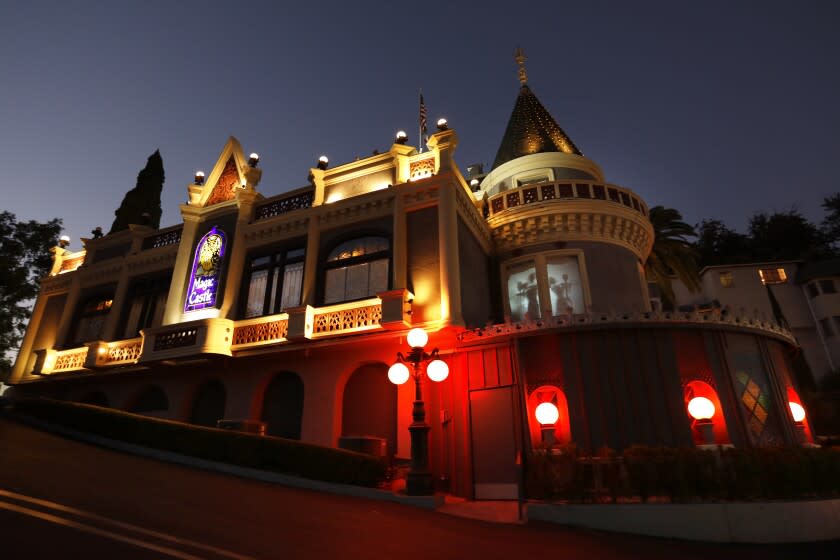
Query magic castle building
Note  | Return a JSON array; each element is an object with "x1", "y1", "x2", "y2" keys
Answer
[{"x1": 7, "y1": 56, "x2": 814, "y2": 499}]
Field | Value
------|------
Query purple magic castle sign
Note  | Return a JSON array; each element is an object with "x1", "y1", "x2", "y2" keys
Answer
[{"x1": 184, "y1": 226, "x2": 227, "y2": 312}]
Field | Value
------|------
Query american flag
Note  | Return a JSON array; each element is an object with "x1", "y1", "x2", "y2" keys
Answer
[{"x1": 419, "y1": 92, "x2": 427, "y2": 136}]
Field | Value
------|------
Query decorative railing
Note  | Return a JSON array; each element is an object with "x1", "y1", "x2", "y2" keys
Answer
[
  {"x1": 487, "y1": 181, "x2": 648, "y2": 218},
  {"x1": 458, "y1": 309, "x2": 795, "y2": 344},
  {"x1": 409, "y1": 156, "x2": 435, "y2": 181},
  {"x1": 58, "y1": 252, "x2": 85, "y2": 274},
  {"x1": 255, "y1": 190, "x2": 314, "y2": 220},
  {"x1": 142, "y1": 226, "x2": 183, "y2": 250},
  {"x1": 232, "y1": 315, "x2": 289, "y2": 349},
  {"x1": 50, "y1": 347, "x2": 89, "y2": 373},
  {"x1": 311, "y1": 299, "x2": 383, "y2": 337},
  {"x1": 100, "y1": 337, "x2": 143, "y2": 365}
]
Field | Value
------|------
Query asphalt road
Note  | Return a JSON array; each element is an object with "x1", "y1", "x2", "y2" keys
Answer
[{"x1": 0, "y1": 417, "x2": 837, "y2": 559}]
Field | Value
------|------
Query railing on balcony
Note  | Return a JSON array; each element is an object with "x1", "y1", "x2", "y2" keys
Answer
[
  {"x1": 254, "y1": 190, "x2": 314, "y2": 220},
  {"x1": 231, "y1": 315, "x2": 289, "y2": 350},
  {"x1": 141, "y1": 226, "x2": 183, "y2": 250},
  {"x1": 487, "y1": 181, "x2": 648, "y2": 219},
  {"x1": 311, "y1": 299, "x2": 383, "y2": 338},
  {"x1": 99, "y1": 337, "x2": 143, "y2": 366},
  {"x1": 50, "y1": 347, "x2": 89, "y2": 373}
]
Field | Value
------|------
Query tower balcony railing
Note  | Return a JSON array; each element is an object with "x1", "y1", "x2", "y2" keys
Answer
[{"x1": 486, "y1": 180, "x2": 649, "y2": 219}]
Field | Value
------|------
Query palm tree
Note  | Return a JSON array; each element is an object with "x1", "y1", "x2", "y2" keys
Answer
[{"x1": 645, "y1": 206, "x2": 702, "y2": 307}]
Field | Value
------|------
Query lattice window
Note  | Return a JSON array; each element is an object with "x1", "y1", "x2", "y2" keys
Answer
[
  {"x1": 735, "y1": 371, "x2": 771, "y2": 443},
  {"x1": 523, "y1": 187, "x2": 538, "y2": 204},
  {"x1": 558, "y1": 184, "x2": 573, "y2": 198},
  {"x1": 506, "y1": 192, "x2": 521, "y2": 208},
  {"x1": 491, "y1": 197, "x2": 505, "y2": 213}
]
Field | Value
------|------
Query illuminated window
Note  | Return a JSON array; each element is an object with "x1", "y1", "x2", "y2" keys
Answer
[
  {"x1": 324, "y1": 236, "x2": 389, "y2": 304},
  {"x1": 243, "y1": 248, "x2": 304, "y2": 318},
  {"x1": 819, "y1": 279, "x2": 837, "y2": 294},
  {"x1": 719, "y1": 272, "x2": 734, "y2": 288},
  {"x1": 71, "y1": 293, "x2": 114, "y2": 344},
  {"x1": 758, "y1": 268, "x2": 787, "y2": 285},
  {"x1": 503, "y1": 252, "x2": 587, "y2": 322}
]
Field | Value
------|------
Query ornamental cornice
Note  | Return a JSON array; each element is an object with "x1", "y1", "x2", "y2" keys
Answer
[
  {"x1": 41, "y1": 275, "x2": 72, "y2": 295},
  {"x1": 489, "y1": 202, "x2": 654, "y2": 261},
  {"x1": 317, "y1": 194, "x2": 395, "y2": 229},
  {"x1": 242, "y1": 215, "x2": 310, "y2": 246},
  {"x1": 457, "y1": 309, "x2": 796, "y2": 346},
  {"x1": 400, "y1": 181, "x2": 440, "y2": 211},
  {"x1": 124, "y1": 249, "x2": 178, "y2": 275}
]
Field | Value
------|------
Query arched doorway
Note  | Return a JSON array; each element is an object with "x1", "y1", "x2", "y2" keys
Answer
[
  {"x1": 127, "y1": 385, "x2": 169, "y2": 414},
  {"x1": 341, "y1": 363, "x2": 396, "y2": 457},
  {"x1": 260, "y1": 372, "x2": 304, "y2": 439},
  {"x1": 189, "y1": 379, "x2": 226, "y2": 427}
]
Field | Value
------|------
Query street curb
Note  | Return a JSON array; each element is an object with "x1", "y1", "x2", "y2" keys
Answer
[
  {"x1": 528, "y1": 499, "x2": 840, "y2": 543},
  {"x1": 6, "y1": 412, "x2": 443, "y2": 510}
]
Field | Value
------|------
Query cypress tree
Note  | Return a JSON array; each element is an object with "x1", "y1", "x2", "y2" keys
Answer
[{"x1": 109, "y1": 150, "x2": 165, "y2": 233}]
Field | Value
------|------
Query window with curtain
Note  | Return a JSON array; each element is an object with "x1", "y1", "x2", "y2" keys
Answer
[
  {"x1": 243, "y1": 248, "x2": 305, "y2": 318},
  {"x1": 324, "y1": 236, "x2": 389, "y2": 304},
  {"x1": 71, "y1": 293, "x2": 114, "y2": 344},
  {"x1": 122, "y1": 275, "x2": 171, "y2": 338},
  {"x1": 503, "y1": 252, "x2": 587, "y2": 322}
]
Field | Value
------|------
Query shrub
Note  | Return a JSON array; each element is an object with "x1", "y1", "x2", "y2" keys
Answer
[
  {"x1": 10, "y1": 398, "x2": 385, "y2": 487},
  {"x1": 526, "y1": 443, "x2": 840, "y2": 503}
]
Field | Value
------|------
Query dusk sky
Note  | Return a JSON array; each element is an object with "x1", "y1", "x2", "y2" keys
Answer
[{"x1": 2, "y1": 1, "x2": 839, "y2": 250}]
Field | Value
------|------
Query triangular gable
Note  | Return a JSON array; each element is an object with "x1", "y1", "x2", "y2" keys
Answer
[
  {"x1": 195, "y1": 136, "x2": 251, "y2": 208},
  {"x1": 205, "y1": 157, "x2": 240, "y2": 206}
]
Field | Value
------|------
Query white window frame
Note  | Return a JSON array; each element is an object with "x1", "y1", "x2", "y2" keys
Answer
[{"x1": 500, "y1": 249, "x2": 591, "y2": 321}]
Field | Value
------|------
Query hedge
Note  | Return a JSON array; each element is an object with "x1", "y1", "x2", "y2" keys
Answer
[
  {"x1": 526, "y1": 443, "x2": 840, "y2": 503},
  {"x1": 9, "y1": 398, "x2": 385, "y2": 487}
]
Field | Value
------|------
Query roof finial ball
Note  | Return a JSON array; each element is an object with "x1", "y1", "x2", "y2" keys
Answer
[{"x1": 514, "y1": 47, "x2": 528, "y2": 86}]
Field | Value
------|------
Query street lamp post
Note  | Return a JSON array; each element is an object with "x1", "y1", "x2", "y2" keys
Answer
[{"x1": 388, "y1": 328, "x2": 449, "y2": 496}]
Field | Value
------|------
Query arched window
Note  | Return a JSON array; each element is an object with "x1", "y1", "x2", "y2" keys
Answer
[
  {"x1": 127, "y1": 385, "x2": 169, "y2": 413},
  {"x1": 260, "y1": 372, "x2": 304, "y2": 439},
  {"x1": 189, "y1": 379, "x2": 226, "y2": 427},
  {"x1": 324, "y1": 236, "x2": 389, "y2": 304}
]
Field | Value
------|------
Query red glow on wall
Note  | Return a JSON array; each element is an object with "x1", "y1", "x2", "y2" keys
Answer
[
  {"x1": 526, "y1": 385, "x2": 571, "y2": 446},
  {"x1": 684, "y1": 381, "x2": 730, "y2": 445},
  {"x1": 786, "y1": 387, "x2": 813, "y2": 443}
]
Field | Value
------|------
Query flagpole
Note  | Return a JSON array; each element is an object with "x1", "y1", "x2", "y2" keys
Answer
[{"x1": 419, "y1": 89, "x2": 426, "y2": 153}]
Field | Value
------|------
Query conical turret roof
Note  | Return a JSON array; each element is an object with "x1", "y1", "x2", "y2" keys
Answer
[{"x1": 491, "y1": 83, "x2": 582, "y2": 170}]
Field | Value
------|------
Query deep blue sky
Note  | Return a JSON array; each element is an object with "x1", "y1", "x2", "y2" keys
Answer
[{"x1": 2, "y1": 1, "x2": 839, "y2": 249}]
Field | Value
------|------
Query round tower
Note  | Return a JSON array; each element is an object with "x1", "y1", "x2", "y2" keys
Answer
[{"x1": 480, "y1": 52, "x2": 654, "y2": 318}]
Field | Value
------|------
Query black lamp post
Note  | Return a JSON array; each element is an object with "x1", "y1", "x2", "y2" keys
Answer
[{"x1": 388, "y1": 328, "x2": 449, "y2": 496}]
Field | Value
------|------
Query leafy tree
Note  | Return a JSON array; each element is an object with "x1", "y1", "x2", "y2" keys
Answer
[
  {"x1": 645, "y1": 206, "x2": 702, "y2": 306},
  {"x1": 109, "y1": 150, "x2": 165, "y2": 233},
  {"x1": 695, "y1": 219, "x2": 752, "y2": 266},
  {"x1": 821, "y1": 193, "x2": 840, "y2": 247},
  {"x1": 0, "y1": 212, "x2": 62, "y2": 373},
  {"x1": 748, "y1": 209, "x2": 833, "y2": 262}
]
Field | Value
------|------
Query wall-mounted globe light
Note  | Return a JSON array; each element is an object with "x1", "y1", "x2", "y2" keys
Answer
[
  {"x1": 789, "y1": 401, "x2": 806, "y2": 423},
  {"x1": 535, "y1": 402, "x2": 560, "y2": 426},
  {"x1": 687, "y1": 397, "x2": 715, "y2": 421}
]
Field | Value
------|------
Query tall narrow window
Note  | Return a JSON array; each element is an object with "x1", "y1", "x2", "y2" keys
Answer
[
  {"x1": 122, "y1": 275, "x2": 170, "y2": 338},
  {"x1": 505, "y1": 260, "x2": 540, "y2": 321},
  {"x1": 243, "y1": 248, "x2": 305, "y2": 318},
  {"x1": 324, "y1": 237, "x2": 389, "y2": 304},
  {"x1": 72, "y1": 294, "x2": 114, "y2": 344}
]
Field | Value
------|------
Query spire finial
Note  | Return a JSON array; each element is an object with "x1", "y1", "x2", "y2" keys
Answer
[{"x1": 514, "y1": 47, "x2": 528, "y2": 85}]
